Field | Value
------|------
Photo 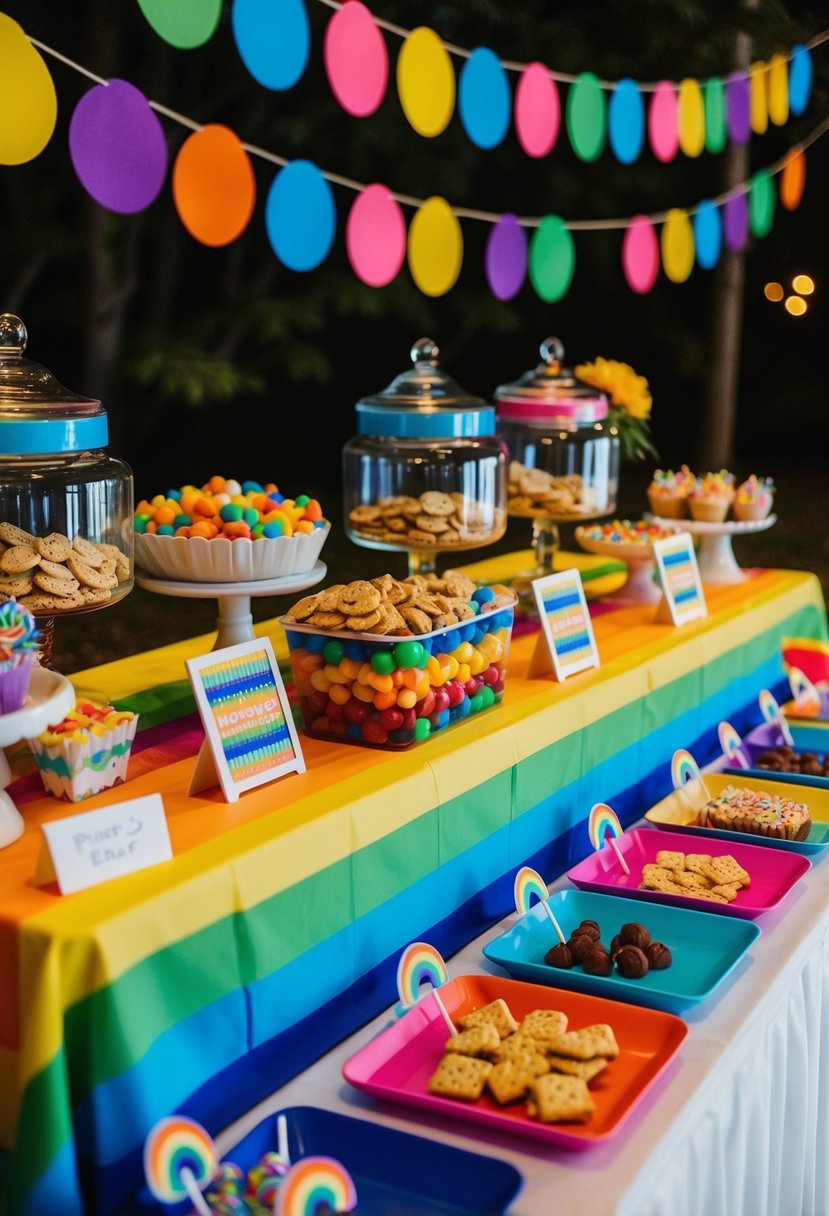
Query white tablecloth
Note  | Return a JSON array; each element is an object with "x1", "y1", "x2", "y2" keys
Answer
[{"x1": 217, "y1": 857, "x2": 829, "y2": 1216}]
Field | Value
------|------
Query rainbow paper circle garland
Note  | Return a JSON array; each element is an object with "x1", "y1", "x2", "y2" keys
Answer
[
  {"x1": 513, "y1": 865, "x2": 549, "y2": 916},
  {"x1": 396, "y1": 940, "x2": 448, "y2": 1008},
  {"x1": 671, "y1": 748, "x2": 701, "y2": 789},
  {"x1": 587, "y1": 802, "x2": 623, "y2": 851},
  {"x1": 276, "y1": 1156, "x2": 357, "y2": 1216},
  {"x1": 143, "y1": 1116, "x2": 217, "y2": 1203}
]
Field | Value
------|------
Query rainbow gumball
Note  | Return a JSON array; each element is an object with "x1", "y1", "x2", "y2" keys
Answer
[
  {"x1": 143, "y1": 1115, "x2": 217, "y2": 1204},
  {"x1": 587, "y1": 802, "x2": 623, "y2": 851},
  {"x1": 395, "y1": 940, "x2": 448, "y2": 1010},
  {"x1": 513, "y1": 865, "x2": 550, "y2": 916},
  {"x1": 275, "y1": 1156, "x2": 357, "y2": 1216},
  {"x1": 718, "y1": 721, "x2": 749, "y2": 769}
]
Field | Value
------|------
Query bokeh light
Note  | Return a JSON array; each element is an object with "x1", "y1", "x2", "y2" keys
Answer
[
  {"x1": 792, "y1": 274, "x2": 815, "y2": 295},
  {"x1": 764, "y1": 282, "x2": 784, "y2": 302},
  {"x1": 785, "y1": 295, "x2": 807, "y2": 316}
]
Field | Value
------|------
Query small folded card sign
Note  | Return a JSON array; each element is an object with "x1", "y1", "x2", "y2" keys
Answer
[
  {"x1": 186, "y1": 637, "x2": 304, "y2": 803},
  {"x1": 652, "y1": 532, "x2": 707, "y2": 625},
  {"x1": 37, "y1": 793, "x2": 172, "y2": 895},
  {"x1": 529, "y1": 568, "x2": 599, "y2": 680}
]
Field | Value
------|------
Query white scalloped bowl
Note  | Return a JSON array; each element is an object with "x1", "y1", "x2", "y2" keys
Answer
[{"x1": 135, "y1": 524, "x2": 330, "y2": 583}]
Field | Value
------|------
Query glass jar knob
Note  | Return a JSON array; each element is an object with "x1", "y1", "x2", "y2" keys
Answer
[
  {"x1": 0, "y1": 314, "x2": 27, "y2": 356},
  {"x1": 539, "y1": 336, "x2": 564, "y2": 369},
  {"x1": 410, "y1": 336, "x2": 439, "y2": 367}
]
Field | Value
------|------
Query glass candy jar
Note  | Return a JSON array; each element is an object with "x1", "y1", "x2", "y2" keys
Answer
[
  {"x1": 0, "y1": 314, "x2": 134, "y2": 658},
  {"x1": 343, "y1": 338, "x2": 507, "y2": 577},
  {"x1": 495, "y1": 337, "x2": 620, "y2": 578}
]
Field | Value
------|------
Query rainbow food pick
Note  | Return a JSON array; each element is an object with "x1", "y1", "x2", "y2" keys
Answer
[
  {"x1": 718, "y1": 720, "x2": 749, "y2": 770},
  {"x1": 396, "y1": 940, "x2": 448, "y2": 1009},
  {"x1": 513, "y1": 865, "x2": 565, "y2": 943},
  {"x1": 143, "y1": 1115, "x2": 217, "y2": 1205},
  {"x1": 671, "y1": 748, "x2": 702, "y2": 789},
  {"x1": 587, "y1": 802, "x2": 630, "y2": 875},
  {"x1": 276, "y1": 1156, "x2": 357, "y2": 1216},
  {"x1": 788, "y1": 666, "x2": 821, "y2": 713},
  {"x1": 759, "y1": 688, "x2": 794, "y2": 745}
]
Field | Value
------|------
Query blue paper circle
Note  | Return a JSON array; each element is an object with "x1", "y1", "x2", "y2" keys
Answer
[
  {"x1": 693, "y1": 200, "x2": 721, "y2": 270},
  {"x1": 788, "y1": 45, "x2": 812, "y2": 117},
  {"x1": 232, "y1": 0, "x2": 309, "y2": 90},
  {"x1": 459, "y1": 47, "x2": 510, "y2": 150},
  {"x1": 265, "y1": 160, "x2": 336, "y2": 271},
  {"x1": 608, "y1": 78, "x2": 644, "y2": 164}
]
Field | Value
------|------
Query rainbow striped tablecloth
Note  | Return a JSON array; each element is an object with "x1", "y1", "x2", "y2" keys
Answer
[{"x1": 0, "y1": 568, "x2": 825, "y2": 1215}]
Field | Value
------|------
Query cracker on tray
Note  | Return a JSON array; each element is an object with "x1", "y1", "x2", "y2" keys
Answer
[
  {"x1": 526, "y1": 1073, "x2": 596, "y2": 1123},
  {"x1": 427, "y1": 1053, "x2": 493, "y2": 1101}
]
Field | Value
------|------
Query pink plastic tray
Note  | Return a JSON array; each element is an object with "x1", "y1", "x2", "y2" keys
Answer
[
  {"x1": 566, "y1": 827, "x2": 810, "y2": 918},
  {"x1": 343, "y1": 973, "x2": 687, "y2": 1151}
]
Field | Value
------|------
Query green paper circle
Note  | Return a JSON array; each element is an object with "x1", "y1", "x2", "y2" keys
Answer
[
  {"x1": 749, "y1": 170, "x2": 775, "y2": 238},
  {"x1": 566, "y1": 72, "x2": 607, "y2": 162},
  {"x1": 529, "y1": 216, "x2": 575, "y2": 303},
  {"x1": 703, "y1": 77, "x2": 726, "y2": 154},
  {"x1": 137, "y1": 0, "x2": 222, "y2": 49}
]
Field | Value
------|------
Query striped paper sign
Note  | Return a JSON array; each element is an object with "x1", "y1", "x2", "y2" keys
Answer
[
  {"x1": 186, "y1": 638, "x2": 304, "y2": 802},
  {"x1": 531, "y1": 568, "x2": 599, "y2": 680},
  {"x1": 652, "y1": 532, "x2": 707, "y2": 625}
]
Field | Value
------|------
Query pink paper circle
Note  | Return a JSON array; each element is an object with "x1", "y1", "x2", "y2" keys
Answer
[
  {"x1": 621, "y1": 216, "x2": 659, "y2": 293},
  {"x1": 514, "y1": 63, "x2": 560, "y2": 158},
  {"x1": 323, "y1": 0, "x2": 388, "y2": 117},
  {"x1": 648, "y1": 81, "x2": 679, "y2": 163},
  {"x1": 346, "y1": 183, "x2": 406, "y2": 287},
  {"x1": 69, "y1": 79, "x2": 167, "y2": 214}
]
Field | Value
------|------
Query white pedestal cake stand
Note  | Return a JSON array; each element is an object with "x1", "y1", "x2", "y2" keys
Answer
[
  {"x1": 647, "y1": 515, "x2": 777, "y2": 584},
  {"x1": 135, "y1": 560, "x2": 327, "y2": 650},
  {"x1": 0, "y1": 666, "x2": 75, "y2": 848},
  {"x1": 574, "y1": 529, "x2": 664, "y2": 603}
]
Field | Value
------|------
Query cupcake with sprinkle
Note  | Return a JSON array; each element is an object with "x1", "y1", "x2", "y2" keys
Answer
[
  {"x1": 0, "y1": 600, "x2": 41, "y2": 713},
  {"x1": 733, "y1": 475, "x2": 775, "y2": 522},
  {"x1": 688, "y1": 470, "x2": 736, "y2": 523}
]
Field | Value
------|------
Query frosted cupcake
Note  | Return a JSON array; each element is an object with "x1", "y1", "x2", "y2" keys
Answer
[
  {"x1": 733, "y1": 475, "x2": 775, "y2": 522},
  {"x1": 688, "y1": 471, "x2": 735, "y2": 523},
  {"x1": 646, "y1": 466, "x2": 694, "y2": 519},
  {"x1": 27, "y1": 699, "x2": 138, "y2": 801},
  {"x1": 0, "y1": 600, "x2": 41, "y2": 714}
]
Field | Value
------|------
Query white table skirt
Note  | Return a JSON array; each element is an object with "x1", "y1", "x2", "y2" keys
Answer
[{"x1": 217, "y1": 856, "x2": 829, "y2": 1216}]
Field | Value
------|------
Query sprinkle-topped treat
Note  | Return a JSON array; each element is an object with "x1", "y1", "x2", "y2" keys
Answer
[
  {"x1": 27, "y1": 698, "x2": 138, "y2": 802},
  {"x1": 697, "y1": 783, "x2": 812, "y2": 841},
  {"x1": 579, "y1": 519, "x2": 676, "y2": 546},
  {"x1": 134, "y1": 475, "x2": 328, "y2": 541},
  {"x1": 646, "y1": 466, "x2": 695, "y2": 519},
  {"x1": 0, "y1": 599, "x2": 41, "y2": 713},
  {"x1": 687, "y1": 471, "x2": 736, "y2": 523},
  {"x1": 732, "y1": 475, "x2": 775, "y2": 522}
]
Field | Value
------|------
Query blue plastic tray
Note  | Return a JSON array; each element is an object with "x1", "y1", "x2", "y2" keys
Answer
[
  {"x1": 724, "y1": 721, "x2": 829, "y2": 793},
  {"x1": 134, "y1": 1105, "x2": 523, "y2": 1214},
  {"x1": 483, "y1": 888, "x2": 760, "y2": 1014}
]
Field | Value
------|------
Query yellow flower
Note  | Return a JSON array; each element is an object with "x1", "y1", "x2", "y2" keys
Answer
[{"x1": 574, "y1": 357, "x2": 652, "y2": 421}]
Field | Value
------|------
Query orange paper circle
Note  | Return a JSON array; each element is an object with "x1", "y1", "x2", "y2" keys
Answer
[
  {"x1": 407, "y1": 196, "x2": 463, "y2": 296},
  {"x1": 677, "y1": 78, "x2": 705, "y2": 158},
  {"x1": 173, "y1": 124, "x2": 256, "y2": 246},
  {"x1": 397, "y1": 27, "x2": 455, "y2": 138},
  {"x1": 0, "y1": 14, "x2": 57, "y2": 164},
  {"x1": 661, "y1": 209, "x2": 694, "y2": 284},
  {"x1": 779, "y1": 152, "x2": 806, "y2": 211}
]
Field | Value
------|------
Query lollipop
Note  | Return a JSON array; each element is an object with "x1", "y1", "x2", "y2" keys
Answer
[
  {"x1": 276, "y1": 1156, "x2": 357, "y2": 1216},
  {"x1": 395, "y1": 941, "x2": 454, "y2": 1033},
  {"x1": 143, "y1": 1116, "x2": 217, "y2": 1211},
  {"x1": 587, "y1": 802, "x2": 630, "y2": 875},
  {"x1": 513, "y1": 865, "x2": 565, "y2": 943}
]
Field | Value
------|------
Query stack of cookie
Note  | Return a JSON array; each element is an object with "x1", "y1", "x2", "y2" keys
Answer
[
  {"x1": 640, "y1": 849, "x2": 751, "y2": 904},
  {"x1": 0, "y1": 524, "x2": 130, "y2": 612},
  {"x1": 348, "y1": 490, "x2": 502, "y2": 549},
  {"x1": 507, "y1": 464, "x2": 597, "y2": 519},
  {"x1": 426, "y1": 996, "x2": 618, "y2": 1123}
]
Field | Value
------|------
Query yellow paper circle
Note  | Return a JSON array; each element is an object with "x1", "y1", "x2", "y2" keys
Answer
[
  {"x1": 397, "y1": 27, "x2": 455, "y2": 138},
  {"x1": 767, "y1": 52, "x2": 789, "y2": 126},
  {"x1": 677, "y1": 78, "x2": 705, "y2": 158},
  {"x1": 0, "y1": 14, "x2": 57, "y2": 164},
  {"x1": 661, "y1": 209, "x2": 694, "y2": 283},
  {"x1": 749, "y1": 61, "x2": 768, "y2": 135},
  {"x1": 407, "y1": 196, "x2": 463, "y2": 296}
]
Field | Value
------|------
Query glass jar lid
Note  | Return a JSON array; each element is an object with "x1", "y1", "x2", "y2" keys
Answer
[
  {"x1": 356, "y1": 337, "x2": 495, "y2": 438},
  {"x1": 0, "y1": 313, "x2": 108, "y2": 454},
  {"x1": 495, "y1": 336, "x2": 608, "y2": 425}
]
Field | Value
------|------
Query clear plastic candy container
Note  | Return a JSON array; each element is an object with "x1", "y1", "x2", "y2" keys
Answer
[
  {"x1": 343, "y1": 338, "x2": 507, "y2": 575},
  {"x1": 0, "y1": 314, "x2": 134, "y2": 620}
]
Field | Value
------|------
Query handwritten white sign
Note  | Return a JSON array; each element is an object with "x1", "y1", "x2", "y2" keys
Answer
[{"x1": 39, "y1": 793, "x2": 172, "y2": 895}]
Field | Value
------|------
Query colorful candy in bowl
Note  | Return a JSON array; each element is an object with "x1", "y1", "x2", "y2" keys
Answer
[
  {"x1": 134, "y1": 476, "x2": 330, "y2": 582},
  {"x1": 282, "y1": 573, "x2": 516, "y2": 749}
]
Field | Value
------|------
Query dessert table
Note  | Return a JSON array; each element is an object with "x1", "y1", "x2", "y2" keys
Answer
[{"x1": 0, "y1": 563, "x2": 825, "y2": 1215}]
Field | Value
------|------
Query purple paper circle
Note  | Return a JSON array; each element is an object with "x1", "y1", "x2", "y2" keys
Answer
[
  {"x1": 725, "y1": 72, "x2": 751, "y2": 145},
  {"x1": 69, "y1": 79, "x2": 167, "y2": 214},
  {"x1": 485, "y1": 214, "x2": 527, "y2": 300},
  {"x1": 722, "y1": 193, "x2": 748, "y2": 251}
]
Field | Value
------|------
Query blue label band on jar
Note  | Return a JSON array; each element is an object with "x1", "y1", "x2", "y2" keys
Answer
[
  {"x1": 355, "y1": 404, "x2": 497, "y2": 439},
  {"x1": 0, "y1": 415, "x2": 109, "y2": 455}
]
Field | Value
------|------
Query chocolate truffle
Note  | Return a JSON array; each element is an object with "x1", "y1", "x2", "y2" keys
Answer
[
  {"x1": 646, "y1": 941, "x2": 672, "y2": 970},
  {"x1": 582, "y1": 947, "x2": 613, "y2": 976},
  {"x1": 545, "y1": 942, "x2": 574, "y2": 969},
  {"x1": 615, "y1": 944, "x2": 649, "y2": 979},
  {"x1": 567, "y1": 933, "x2": 595, "y2": 963},
  {"x1": 576, "y1": 919, "x2": 601, "y2": 941},
  {"x1": 619, "y1": 922, "x2": 651, "y2": 951},
  {"x1": 610, "y1": 934, "x2": 624, "y2": 959}
]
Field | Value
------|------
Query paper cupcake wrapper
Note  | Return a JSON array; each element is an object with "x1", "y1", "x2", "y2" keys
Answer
[
  {"x1": 0, "y1": 652, "x2": 35, "y2": 714},
  {"x1": 27, "y1": 715, "x2": 139, "y2": 802}
]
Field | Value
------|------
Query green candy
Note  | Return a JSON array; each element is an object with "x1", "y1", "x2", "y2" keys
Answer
[
  {"x1": 394, "y1": 640, "x2": 425, "y2": 670},
  {"x1": 414, "y1": 717, "x2": 431, "y2": 741},
  {"x1": 479, "y1": 685, "x2": 496, "y2": 708},
  {"x1": 470, "y1": 692, "x2": 485, "y2": 713},
  {"x1": 323, "y1": 640, "x2": 346, "y2": 665},
  {"x1": 370, "y1": 650, "x2": 396, "y2": 675}
]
